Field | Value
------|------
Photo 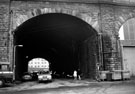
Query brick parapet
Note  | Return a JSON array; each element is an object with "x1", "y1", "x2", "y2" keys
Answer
[{"x1": 10, "y1": 0, "x2": 135, "y2": 6}]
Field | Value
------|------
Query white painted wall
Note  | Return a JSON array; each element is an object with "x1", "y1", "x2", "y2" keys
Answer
[{"x1": 123, "y1": 47, "x2": 135, "y2": 76}]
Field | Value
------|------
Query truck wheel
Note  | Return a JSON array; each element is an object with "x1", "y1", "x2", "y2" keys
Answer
[
  {"x1": 0, "y1": 79, "x2": 5, "y2": 87},
  {"x1": 38, "y1": 80, "x2": 41, "y2": 83}
]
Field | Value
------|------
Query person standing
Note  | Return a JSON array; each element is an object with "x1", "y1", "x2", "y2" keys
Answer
[
  {"x1": 96, "y1": 63, "x2": 101, "y2": 82},
  {"x1": 77, "y1": 69, "x2": 81, "y2": 80},
  {"x1": 73, "y1": 70, "x2": 77, "y2": 80}
]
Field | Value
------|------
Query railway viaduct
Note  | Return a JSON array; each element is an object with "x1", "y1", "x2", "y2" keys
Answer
[{"x1": 0, "y1": 0, "x2": 135, "y2": 79}]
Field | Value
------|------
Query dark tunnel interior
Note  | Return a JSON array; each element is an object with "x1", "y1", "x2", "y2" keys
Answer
[{"x1": 14, "y1": 13, "x2": 98, "y2": 80}]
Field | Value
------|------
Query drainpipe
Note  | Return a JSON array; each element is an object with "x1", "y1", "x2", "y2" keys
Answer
[
  {"x1": 13, "y1": 45, "x2": 23, "y2": 81},
  {"x1": 98, "y1": 33, "x2": 104, "y2": 70},
  {"x1": 120, "y1": 40, "x2": 124, "y2": 80},
  {"x1": 120, "y1": 42, "x2": 124, "y2": 70}
]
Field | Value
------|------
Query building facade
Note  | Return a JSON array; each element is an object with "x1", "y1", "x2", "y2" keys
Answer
[
  {"x1": 0, "y1": 0, "x2": 135, "y2": 79},
  {"x1": 120, "y1": 18, "x2": 135, "y2": 76}
]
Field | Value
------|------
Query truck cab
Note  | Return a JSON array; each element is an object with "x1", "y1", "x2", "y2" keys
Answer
[{"x1": 0, "y1": 64, "x2": 13, "y2": 87}]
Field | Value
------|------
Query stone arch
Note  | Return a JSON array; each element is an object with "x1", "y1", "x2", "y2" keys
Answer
[
  {"x1": 12, "y1": 11, "x2": 99, "y2": 80},
  {"x1": 115, "y1": 8, "x2": 135, "y2": 33},
  {"x1": 12, "y1": 7, "x2": 99, "y2": 32},
  {"x1": 118, "y1": 17, "x2": 135, "y2": 37}
]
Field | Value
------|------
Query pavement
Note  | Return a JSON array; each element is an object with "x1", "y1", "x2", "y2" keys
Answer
[
  {"x1": 0, "y1": 78, "x2": 135, "y2": 94},
  {"x1": 0, "y1": 79, "x2": 97, "y2": 91}
]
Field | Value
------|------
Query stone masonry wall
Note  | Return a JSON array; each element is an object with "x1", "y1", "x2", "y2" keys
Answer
[
  {"x1": 1, "y1": 0, "x2": 135, "y2": 73},
  {"x1": 0, "y1": 2, "x2": 9, "y2": 64},
  {"x1": 10, "y1": 1, "x2": 122, "y2": 72},
  {"x1": 11, "y1": 1, "x2": 100, "y2": 32},
  {"x1": 100, "y1": 4, "x2": 121, "y2": 71}
]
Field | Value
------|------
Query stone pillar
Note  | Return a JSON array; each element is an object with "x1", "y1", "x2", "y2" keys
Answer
[{"x1": 100, "y1": 4, "x2": 120, "y2": 71}]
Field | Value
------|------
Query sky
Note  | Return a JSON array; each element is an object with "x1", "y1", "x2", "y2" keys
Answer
[{"x1": 119, "y1": 25, "x2": 124, "y2": 40}]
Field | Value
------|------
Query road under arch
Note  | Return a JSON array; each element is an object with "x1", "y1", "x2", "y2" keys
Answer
[{"x1": 14, "y1": 13, "x2": 98, "y2": 80}]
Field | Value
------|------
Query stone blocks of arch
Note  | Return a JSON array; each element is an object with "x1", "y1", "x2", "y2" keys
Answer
[{"x1": 12, "y1": 7, "x2": 99, "y2": 32}]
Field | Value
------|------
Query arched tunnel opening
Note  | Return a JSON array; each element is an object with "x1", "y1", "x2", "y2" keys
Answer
[{"x1": 13, "y1": 13, "x2": 99, "y2": 80}]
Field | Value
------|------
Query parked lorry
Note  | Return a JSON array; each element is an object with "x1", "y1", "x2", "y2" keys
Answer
[
  {"x1": 0, "y1": 64, "x2": 13, "y2": 87},
  {"x1": 28, "y1": 58, "x2": 52, "y2": 82}
]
